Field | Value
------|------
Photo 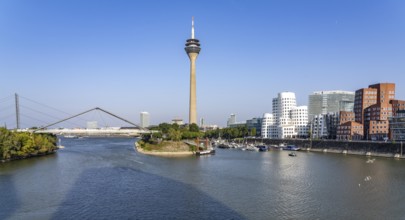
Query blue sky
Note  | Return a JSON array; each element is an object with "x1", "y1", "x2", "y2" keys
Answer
[{"x1": 1, "y1": 0, "x2": 405, "y2": 128}]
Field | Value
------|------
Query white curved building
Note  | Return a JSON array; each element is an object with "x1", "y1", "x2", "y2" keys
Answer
[
  {"x1": 261, "y1": 113, "x2": 275, "y2": 138},
  {"x1": 262, "y1": 92, "x2": 309, "y2": 139}
]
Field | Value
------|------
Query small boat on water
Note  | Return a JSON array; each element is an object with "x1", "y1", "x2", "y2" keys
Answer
[
  {"x1": 64, "y1": 135, "x2": 77, "y2": 138},
  {"x1": 196, "y1": 149, "x2": 216, "y2": 156},
  {"x1": 288, "y1": 152, "x2": 297, "y2": 157},
  {"x1": 283, "y1": 145, "x2": 301, "y2": 151},
  {"x1": 257, "y1": 145, "x2": 268, "y2": 152}
]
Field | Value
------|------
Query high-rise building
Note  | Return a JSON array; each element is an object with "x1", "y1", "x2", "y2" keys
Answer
[
  {"x1": 262, "y1": 92, "x2": 308, "y2": 139},
  {"x1": 185, "y1": 17, "x2": 201, "y2": 125},
  {"x1": 140, "y1": 112, "x2": 150, "y2": 128},
  {"x1": 291, "y1": 106, "x2": 309, "y2": 138},
  {"x1": 344, "y1": 83, "x2": 399, "y2": 140},
  {"x1": 308, "y1": 91, "x2": 354, "y2": 121},
  {"x1": 335, "y1": 83, "x2": 405, "y2": 141},
  {"x1": 354, "y1": 87, "x2": 378, "y2": 124},
  {"x1": 261, "y1": 113, "x2": 275, "y2": 138},
  {"x1": 227, "y1": 114, "x2": 236, "y2": 127}
]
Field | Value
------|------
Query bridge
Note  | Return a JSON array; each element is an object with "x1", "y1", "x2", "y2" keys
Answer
[{"x1": 0, "y1": 94, "x2": 150, "y2": 137}]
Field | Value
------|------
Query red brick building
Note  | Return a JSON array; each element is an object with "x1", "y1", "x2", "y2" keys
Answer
[
  {"x1": 337, "y1": 121, "x2": 363, "y2": 140},
  {"x1": 339, "y1": 111, "x2": 355, "y2": 124},
  {"x1": 354, "y1": 87, "x2": 377, "y2": 125},
  {"x1": 391, "y1": 100, "x2": 405, "y2": 116},
  {"x1": 344, "y1": 83, "x2": 404, "y2": 140}
]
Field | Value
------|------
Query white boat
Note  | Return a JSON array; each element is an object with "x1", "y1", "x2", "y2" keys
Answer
[{"x1": 196, "y1": 149, "x2": 215, "y2": 156}]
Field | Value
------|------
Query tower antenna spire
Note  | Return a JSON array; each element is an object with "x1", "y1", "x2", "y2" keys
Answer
[{"x1": 191, "y1": 16, "x2": 195, "y2": 39}]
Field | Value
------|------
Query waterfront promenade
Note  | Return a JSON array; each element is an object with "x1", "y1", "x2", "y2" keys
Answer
[{"x1": 247, "y1": 138, "x2": 405, "y2": 159}]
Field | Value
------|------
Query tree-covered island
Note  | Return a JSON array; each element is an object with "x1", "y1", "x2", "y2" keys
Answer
[
  {"x1": 0, "y1": 128, "x2": 58, "y2": 162},
  {"x1": 136, "y1": 123, "x2": 257, "y2": 156},
  {"x1": 136, "y1": 123, "x2": 202, "y2": 156}
]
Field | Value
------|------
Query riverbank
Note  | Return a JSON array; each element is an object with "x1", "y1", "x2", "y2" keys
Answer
[
  {"x1": 302, "y1": 148, "x2": 405, "y2": 159},
  {"x1": 0, "y1": 151, "x2": 56, "y2": 163},
  {"x1": 134, "y1": 141, "x2": 194, "y2": 157},
  {"x1": 248, "y1": 138, "x2": 405, "y2": 159}
]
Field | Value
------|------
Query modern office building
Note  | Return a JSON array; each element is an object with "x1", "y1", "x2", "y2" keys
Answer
[
  {"x1": 227, "y1": 114, "x2": 236, "y2": 127},
  {"x1": 336, "y1": 111, "x2": 362, "y2": 140},
  {"x1": 140, "y1": 112, "x2": 150, "y2": 128},
  {"x1": 262, "y1": 92, "x2": 308, "y2": 139},
  {"x1": 311, "y1": 112, "x2": 340, "y2": 139},
  {"x1": 273, "y1": 92, "x2": 297, "y2": 126},
  {"x1": 391, "y1": 100, "x2": 405, "y2": 116},
  {"x1": 261, "y1": 113, "x2": 276, "y2": 138},
  {"x1": 308, "y1": 90, "x2": 354, "y2": 121},
  {"x1": 291, "y1": 106, "x2": 309, "y2": 138},
  {"x1": 336, "y1": 121, "x2": 364, "y2": 140},
  {"x1": 390, "y1": 110, "x2": 405, "y2": 141},
  {"x1": 311, "y1": 114, "x2": 327, "y2": 139},
  {"x1": 361, "y1": 83, "x2": 395, "y2": 140},
  {"x1": 354, "y1": 87, "x2": 378, "y2": 125},
  {"x1": 246, "y1": 117, "x2": 263, "y2": 137},
  {"x1": 185, "y1": 17, "x2": 201, "y2": 125}
]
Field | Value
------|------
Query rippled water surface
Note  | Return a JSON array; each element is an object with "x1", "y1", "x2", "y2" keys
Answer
[{"x1": 1, "y1": 137, "x2": 405, "y2": 219}]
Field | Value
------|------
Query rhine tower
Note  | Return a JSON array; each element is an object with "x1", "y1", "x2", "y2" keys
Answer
[{"x1": 185, "y1": 17, "x2": 201, "y2": 125}]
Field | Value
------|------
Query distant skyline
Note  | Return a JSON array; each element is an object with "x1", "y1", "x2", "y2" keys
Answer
[{"x1": 1, "y1": 0, "x2": 405, "y2": 127}]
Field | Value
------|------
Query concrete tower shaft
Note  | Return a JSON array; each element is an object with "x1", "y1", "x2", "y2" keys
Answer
[{"x1": 185, "y1": 17, "x2": 201, "y2": 125}]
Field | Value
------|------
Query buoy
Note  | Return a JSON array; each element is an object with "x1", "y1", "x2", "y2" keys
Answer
[{"x1": 323, "y1": 149, "x2": 328, "y2": 153}]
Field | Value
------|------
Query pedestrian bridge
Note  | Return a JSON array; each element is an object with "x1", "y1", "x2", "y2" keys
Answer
[{"x1": 29, "y1": 107, "x2": 150, "y2": 137}]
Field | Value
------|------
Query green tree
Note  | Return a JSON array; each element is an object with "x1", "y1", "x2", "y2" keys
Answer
[
  {"x1": 0, "y1": 128, "x2": 57, "y2": 160},
  {"x1": 250, "y1": 128, "x2": 257, "y2": 137},
  {"x1": 158, "y1": 123, "x2": 172, "y2": 135},
  {"x1": 189, "y1": 123, "x2": 199, "y2": 132},
  {"x1": 172, "y1": 123, "x2": 180, "y2": 131},
  {"x1": 168, "y1": 128, "x2": 182, "y2": 141}
]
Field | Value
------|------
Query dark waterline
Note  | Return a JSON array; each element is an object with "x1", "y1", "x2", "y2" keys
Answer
[{"x1": 1, "y1": 137, "x2": 405, "y2": 219}]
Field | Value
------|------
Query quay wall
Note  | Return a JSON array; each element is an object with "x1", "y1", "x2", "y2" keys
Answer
[{"x1": 247, "y1": 138, "x2": 405, "y2": 158}]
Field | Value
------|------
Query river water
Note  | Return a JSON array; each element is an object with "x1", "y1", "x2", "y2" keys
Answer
[{"x1": 1, "y1": 137, "x2": 405, "y2": 219}]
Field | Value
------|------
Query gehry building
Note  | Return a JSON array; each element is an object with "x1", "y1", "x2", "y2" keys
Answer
[{"x1": 262, "y1": 92, "x2": 309, "y2": 139}]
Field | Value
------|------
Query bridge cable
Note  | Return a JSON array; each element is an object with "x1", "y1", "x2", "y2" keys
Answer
[{"x1": 19, "y1": 95, "x2": 89, "y2": 122}]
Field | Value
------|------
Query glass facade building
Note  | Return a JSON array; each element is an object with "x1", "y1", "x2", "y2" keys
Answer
[
  {"x1": 390, "y1": 110, "x2": 405, "y2": 141},
  {"x1": 308, "y1": 91, "x2": 355, "y2": 121}
]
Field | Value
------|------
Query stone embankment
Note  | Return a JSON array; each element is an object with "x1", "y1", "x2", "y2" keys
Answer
[{"x1": 248, "y1": 138, "x2": 405, "y2": 159}]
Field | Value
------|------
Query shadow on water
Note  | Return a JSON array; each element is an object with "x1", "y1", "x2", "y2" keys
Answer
[
  {"x1": 0, "y1": 175, "x2": 20, "y2": 219},
  {"x1": 52, "y1": 167, "x2": 245, "y2": 220}
]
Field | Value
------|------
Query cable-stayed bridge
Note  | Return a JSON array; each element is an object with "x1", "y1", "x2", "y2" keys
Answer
[{"x1": 0, "y1": 94, "x2": 149, "y2": 137}]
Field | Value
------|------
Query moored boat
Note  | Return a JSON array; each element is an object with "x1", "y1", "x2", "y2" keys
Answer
[
  {"x1": 283, "y1": 145, "x2": 301, "y2": 151},
  {"x1": 257, "y1": 145, "x2": 268, "y2": 152},
  {"x1": 196, "y1": 149, "x2": 216, "y2": 156}
]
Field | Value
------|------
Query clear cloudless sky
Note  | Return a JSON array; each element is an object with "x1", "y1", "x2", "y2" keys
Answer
[{"x1": 1, "y1": 0, "x2": 405, "y2": 127}]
